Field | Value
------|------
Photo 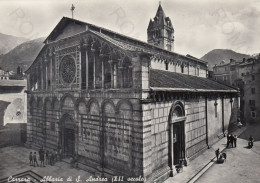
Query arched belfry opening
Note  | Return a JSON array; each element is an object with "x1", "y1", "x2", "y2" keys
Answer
[{"x1": 168, "y1": 101, "x2": 187, "y2": 176}]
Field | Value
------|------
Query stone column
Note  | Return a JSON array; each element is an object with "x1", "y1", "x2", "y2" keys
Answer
[
  {"x1": 221, "y1": 98, "x2": 225, "y2": 135},
  {"x1": 44, "y1": 57, "x2": 48, "y2": 90},
  {"x1": 41, "y1": 62, "x2": 44, "y2": 90},
  {"x1": 27, "y1": 73, "x2": 31, "y2": 91},
  {"x1": 93, "y1": 52, "x2": 96, "y2": 89},
  {"x1": 101, "y1": 58, "x2": 104, "y2": 88},
  {"x1": 50, "y1": 55, "x2": 52, "y2": 90},
  {"x1": 113, "y1": 63, "x2": 117, "y2": 88},
  {"x1": 108, "y1": 60, "x2": 114, "y2": 88},
  {"x1": 85, "y1": 50, "x2": 89, "y2": 89},
  {"x1": 169, "y1": 124, "x2": 177, "y2": 176}
]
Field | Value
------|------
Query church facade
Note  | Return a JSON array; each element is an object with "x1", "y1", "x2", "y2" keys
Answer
[{"x1": 25, "y1": 4, "x2": 239, "y2": 183}]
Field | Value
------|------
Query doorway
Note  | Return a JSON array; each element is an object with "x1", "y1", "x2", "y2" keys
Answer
[
  {"x1": 172, "y1": 122, "x2": 184, "y2": 165},
  {"x1": 61, "y1": 113, "x2": 75, "y2": 157},
  {"x1": 169, "y1": 101, "x2": 186, "y2": 175},
  {"x1": 64, "y1": 128, "x2": 75, "y2": 155}
]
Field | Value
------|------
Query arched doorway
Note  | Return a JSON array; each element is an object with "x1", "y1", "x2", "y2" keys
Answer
[
  {"x1": 60, "y1": 113, "x2": 75, "y2": 156},
  {"x1": 169, "y1": 101, "x2": 186, "y2": 176}
]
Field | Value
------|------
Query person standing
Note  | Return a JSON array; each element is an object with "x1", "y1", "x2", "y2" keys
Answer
[
  {"x1": 249, "y1": 135, "x2": 254, "y2": 148},
  {"x1": 215, "y1": 148, "x2": 220, "y2": 160},
  {"x1": 50, "y1": 152, "x2": 54, "y2": 166},
  {"x1": 39, "y1": 147, "x2": 45, "y2": 167},
  {"x1": 233, "y1": 135, "x2": 237, "y2": 147},
  {"x1": 33, "y1": 152, "x2": 38, "y2": 167},
  {"x1": 29, "y1": 152, "x2": 33, "y2": 166},
  {"x1": 58, "y1": 146, "x2": 62, "y2": 161},
  {"x1": 45, "y1": 150, "x2": 49, "y2": 165},
  {"x1": 226, "y1": 134, "x2": 231, "y2": 148},
  {"x1": 230, "y1": 134, "x2": 234, "y2": 148}
]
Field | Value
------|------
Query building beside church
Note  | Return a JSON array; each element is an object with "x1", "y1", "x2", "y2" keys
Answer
[
  {"x1": 25, "y1": 4, "x2": 239, "y2": 183},
  {"x1": 0, "y1": 80, "x2": 27, "y2": 147},
  {"x1": 213, "y1": 56, "x2": 260, "y2": 123}
]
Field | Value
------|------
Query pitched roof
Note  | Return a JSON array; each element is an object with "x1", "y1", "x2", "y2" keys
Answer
[
  {"x1": 150, "y1": 69, "x2": 237, "y2": 92},
  {"x1": 43, "y1": 17, "x2": 205, "y2": 65}
]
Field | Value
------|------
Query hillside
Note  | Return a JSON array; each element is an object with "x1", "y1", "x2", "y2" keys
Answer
[
  {"x1": 201, "y1": 49, "x2": 250, "y2": 70},
  {"x1": 0, "y1": 37, "x2": 45, "y2": 72},
  {"x1": 0, "y1": 33, "x2": 28, "y2": 55}
]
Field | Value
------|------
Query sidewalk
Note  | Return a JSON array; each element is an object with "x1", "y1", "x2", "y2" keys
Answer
[{"x1": 164, "y1": 126, "x2": 247, "y2": 183}]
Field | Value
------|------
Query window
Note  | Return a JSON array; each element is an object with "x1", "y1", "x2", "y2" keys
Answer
[
  {"x1": 252, "y1": 75, "x2": 255, "y2": 81},
  {"x1": 48, "y1": 80, "x2": 51, "y2": 87},
  {"x1": 241, "y1": 73, "x2": 244, "y2": 76},
  {"x1": 181, "y1": 64, "x2": 184, "y2": 73},
  {"x1": 249, "y1": 100, "x2": 255, "y2": 107},
  {"x1": 251, "y1": 111, "x2": 256, "y2": 118},
  {"x1": 197, "y1": 67, "x2": 200, "y2": 76},
  {"x1": 165, "y1": 62, "x2": 169, "y2": 70},
  {"x1": 251, "y1": 88, "x2": 255, "y2": 94},
  {"x1": 214, "y1": 101, "x2": 218, "y2": 117},
  {"x1": 59, "y1": 55, "x2": 76, "y2": 85},
  {"x1": 230, "y1": 66, "x2": 235, "y2": 71}
]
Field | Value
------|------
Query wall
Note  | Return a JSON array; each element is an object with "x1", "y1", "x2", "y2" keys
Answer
[
  {"x1": 0, "y1": 92, "x2": 27, "y2": 126},
  {"x1": 150, "y1": 58, "x2": 207, "y2": 78},
  {"x1": 149, "y1": 101, "x2": 170, "y2": 180},
  {"x1": 207, "y1": 98, "x2": 223, "y2": 146},
  {"x1": 145, "y1": 97, "x2": 209, "y2": 182},
  {"x1": 241, "y1": 62, "x2": 260, "y2": 123},
  {"x1": 27, "y1": 89, "x2": 145, "y2": 178},
  {"x1": 185, "y1": 98, "x2": 207, "y2": 159}
]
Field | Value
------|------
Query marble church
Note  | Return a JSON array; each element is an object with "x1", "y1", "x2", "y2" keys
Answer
[{"x1": 25, "y1": 4, "x2": 239, "y2": 183}]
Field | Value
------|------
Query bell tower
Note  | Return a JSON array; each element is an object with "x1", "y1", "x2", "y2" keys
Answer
[{"x1": 147, "y1": 2, "x2": 174, "y2": 51}]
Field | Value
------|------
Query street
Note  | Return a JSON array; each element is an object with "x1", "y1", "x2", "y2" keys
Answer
[{"x1": 196, "y1": 123, "x2": 260, "y2": 183}]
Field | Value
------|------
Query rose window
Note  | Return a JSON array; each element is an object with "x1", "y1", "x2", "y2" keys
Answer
[{"x1": 59, "y1": 55, "x2": 76, "y2": 84}]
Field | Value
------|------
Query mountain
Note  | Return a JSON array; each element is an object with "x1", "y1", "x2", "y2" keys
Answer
[
  {"x1": 201, "y1": 49, "x2": 250, "y2": 70},
  {"x1": 0, "y1": 37, "x2": 45, "y2": 72},
  {"x1": 0, "y1": 33, "x2": 28, "y2": 55}
]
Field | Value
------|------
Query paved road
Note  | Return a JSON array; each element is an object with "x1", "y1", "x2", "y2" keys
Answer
[{"x1": 196, "y1": 124, "x2": 260, "y2": 183}]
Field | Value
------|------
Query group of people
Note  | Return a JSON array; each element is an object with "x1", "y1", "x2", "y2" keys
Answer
[
  {"x1": 29, "y1": 146, "x2": 62, "y2": 167},
  {"x1": 226, "y1": 134, "x2": 238, "y2": 148},
  {"x1": 215, "y1": 135, "x2": 255, "y2": 164}
]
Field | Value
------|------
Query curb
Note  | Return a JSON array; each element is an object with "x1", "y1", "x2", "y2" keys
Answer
[{"x1": 186, "y1": 125, "x2": 248, "y2": 183}]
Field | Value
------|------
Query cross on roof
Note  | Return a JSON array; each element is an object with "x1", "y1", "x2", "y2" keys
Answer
[{"x1": 71, "y1": 4, "x2": 75, "y2": 19}]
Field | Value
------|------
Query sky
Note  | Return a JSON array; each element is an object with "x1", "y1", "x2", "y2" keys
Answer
[{"x1": 0, "y1": 0, "x2": 259, "y2": 58}]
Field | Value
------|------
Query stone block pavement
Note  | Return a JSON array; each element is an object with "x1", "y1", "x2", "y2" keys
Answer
[{"x1": 164, "y1": 126, "x2": 247, "y2": 183}]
